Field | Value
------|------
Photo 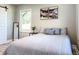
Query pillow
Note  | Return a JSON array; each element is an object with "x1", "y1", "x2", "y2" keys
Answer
[
  {"x1": 53, "y1": 28, "x2": 61, "y2": 35},
  {"x1": 43, "y1": 28, "x2": 55, "y2": 35},
  {"x1": 61, "y1": 28, "x2": 67, "y2": 35},
  {"x1": 40, "y1": 27, "x2": 67, "y2": 35},
  {"x1": 43, "y1": 28, "x2": 61, "y2": 35}
]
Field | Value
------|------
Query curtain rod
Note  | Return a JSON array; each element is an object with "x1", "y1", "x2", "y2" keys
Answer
[{"x1": 0, "y1": 6, "x2": 8, "y2": 11}]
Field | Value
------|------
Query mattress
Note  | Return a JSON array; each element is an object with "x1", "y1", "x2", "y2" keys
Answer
[{"x1": 4, "y1": 33, "x2": 72, "y2": 55}]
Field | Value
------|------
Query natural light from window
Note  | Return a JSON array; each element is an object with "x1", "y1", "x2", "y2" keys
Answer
[{"x1": 20, "y1": 9, "x2": 32, "y2": 32}]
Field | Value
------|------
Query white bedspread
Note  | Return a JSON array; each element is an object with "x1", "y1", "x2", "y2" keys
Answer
[{"x1": 4, "y1": 33, "x2": 72, "y2": 55}]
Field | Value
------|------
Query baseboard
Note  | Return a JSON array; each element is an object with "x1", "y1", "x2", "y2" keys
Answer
[{"x1": 0, "y1": 40, "x2": 12, "y2": 44}]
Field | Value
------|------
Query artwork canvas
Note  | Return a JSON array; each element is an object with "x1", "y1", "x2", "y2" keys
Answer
[
  {"x1": 40, "y1": 6, "x2": 58, "y2": 20},
  {"x1": 40, "y1": 8, "x2": 49, "y2": 19}
]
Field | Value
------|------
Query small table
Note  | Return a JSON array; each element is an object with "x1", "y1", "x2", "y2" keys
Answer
[{"x1": 29, "y1": 32, "x2": 38, "y2": 36}]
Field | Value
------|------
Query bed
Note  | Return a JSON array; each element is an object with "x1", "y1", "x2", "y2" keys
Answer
[{"x1": 4, "y1": 28, "x2": 72, "y2": 55}]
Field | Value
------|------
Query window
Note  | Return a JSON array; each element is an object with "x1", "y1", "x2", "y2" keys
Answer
[{"x1": 20, "y1": 9, "x2": 32, "y2": 32}]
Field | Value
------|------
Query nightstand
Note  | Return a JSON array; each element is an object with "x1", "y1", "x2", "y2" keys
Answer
[{"x1": 29, "y1": 32, "x2": 38, "y2": 36}]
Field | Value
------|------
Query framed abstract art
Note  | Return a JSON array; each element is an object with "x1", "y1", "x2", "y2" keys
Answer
[{"x1": 40, "y1": 6, "x2": 58, "y2": 20}]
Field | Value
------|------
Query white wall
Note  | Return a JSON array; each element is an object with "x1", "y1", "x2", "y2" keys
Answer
[
  {"x1": 76, "y1": 5, "x2": 79, "y2": 47},
  {"x1": 7, "y1": 5, "x2": 16, "y2": 40},
  {"x1": 15, "y1": 4, "x2": 77, "y2": 44}
]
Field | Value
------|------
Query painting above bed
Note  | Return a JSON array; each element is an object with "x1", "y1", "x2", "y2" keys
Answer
[{"x1": 40, "y1": 6, "x2": 58, "y2": 20}]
